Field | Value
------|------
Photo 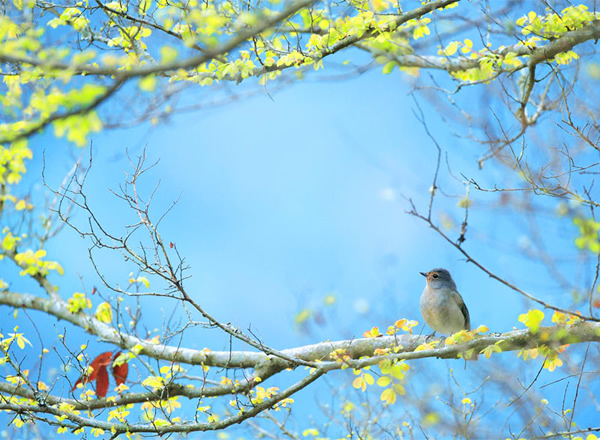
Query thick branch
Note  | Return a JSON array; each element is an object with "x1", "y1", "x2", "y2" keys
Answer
[
  {"x1": 0, "y1": 0, "x2": 315, "y2": 79},
  {"x1": 0, "y1": 290, "x2": 264, "y2": 368},
  {"x1": 527, "y1": 20, "x2": 600, "y2": 66},
  {"x1": 2, "y1": 289, "x2": 599, "y2": 369},
  {"x1": 0, "y1": 80, "x2": 123, "y2": 145},
  {"x1": 3, "y1": 250, "x2": 61, "y2": 301},
  {"x1": 0, "y1": 368, "x2": 325, "y2": 434},
  {"x1": 367, "y1": 20, "x2": 600, "y2": 74},
  {"x1": 2, "y1": 287, "x2": 599, "y2": 423},
  {"x1": 0, "y1": 0, "x2": 459, "y2": 82}
]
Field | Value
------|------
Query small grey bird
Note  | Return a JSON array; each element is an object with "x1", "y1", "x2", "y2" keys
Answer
[{"x1": 420, "y1": 268, "x2": 470, "y2": 335}]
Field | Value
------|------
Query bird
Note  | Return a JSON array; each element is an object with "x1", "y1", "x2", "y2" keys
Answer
[{"x1": 420, "y1": 268, "x2": 470, "y2": 335}]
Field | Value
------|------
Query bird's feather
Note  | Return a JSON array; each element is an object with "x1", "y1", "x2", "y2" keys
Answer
[{"x1": 452, "y1": 291, "x2": 471, "y2": 331}]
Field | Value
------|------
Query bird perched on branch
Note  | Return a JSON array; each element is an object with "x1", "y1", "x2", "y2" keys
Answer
[{"x1": 420, "y1": 268, "x2": 470, "y2": 335}]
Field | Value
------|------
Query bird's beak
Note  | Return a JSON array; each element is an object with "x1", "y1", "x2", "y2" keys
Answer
[{"x1": 420, "y1": 272, "x2": 427, "y2": 277}]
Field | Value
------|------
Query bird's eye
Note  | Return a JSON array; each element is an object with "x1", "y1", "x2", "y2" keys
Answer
[{"x1": 432, "y1": 274, "x2": 438, "y2": 278}]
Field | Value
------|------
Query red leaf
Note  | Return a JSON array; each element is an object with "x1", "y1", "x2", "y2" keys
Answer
[
  {"x1": 72, "y1": 351, "x2": 113, "y2": 391},
  {"x1": 112, "y1": 351, "x2": 129, "y2": 387},
  {"x1": 95, "y1": 365, "x2": 109, "y2": 398},
  {"x1": 91, "y1": 287, "x2": 98, "y2": 295},
  {"x1": 169, "y1": 242, "x2": 174, "y2": 248}
]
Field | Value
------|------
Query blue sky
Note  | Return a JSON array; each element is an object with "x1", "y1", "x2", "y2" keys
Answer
[
  {"x1": 4, "y1": 43, "x2": 596, "y2": 436},
  {"x1": 35, "y1": 68, "x2": 514, "y2": 346}
]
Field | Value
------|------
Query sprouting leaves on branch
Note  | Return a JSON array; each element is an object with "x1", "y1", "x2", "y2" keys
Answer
[
  {"x1": 1, "y1": 0, "x2": 598, "y2": 146},
  {"x1": 1, "y1": 0, "x2": 600, "y2": 438}
]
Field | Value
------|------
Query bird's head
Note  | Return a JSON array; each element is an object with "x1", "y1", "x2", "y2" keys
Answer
[{"x1": 420, "y1": 268, "x2": 455, "y2": 289}]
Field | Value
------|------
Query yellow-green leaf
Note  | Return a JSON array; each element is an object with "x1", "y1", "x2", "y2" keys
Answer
[
  {"x1": 139, "y1": 0, "x2": 151, "y2": 15},
  {"x1": 376, "y1": 376, "x2": 391, "y2": 387},
  {"x1": 95, "y1": 302, "x2": 113, "y2": 324},
  {"x1": 380, "y1": 387, "x2": 396, "y2": 405},
  {"x1": 382, "y1": 61, "x2": 395, "y2": 74},
  {"x1": 139, "y1": 76, "x2": 157, "y2": 92},
  {"x1": 352, "y1": 376, "x2": 366, "y2": 391},
  {"x1": 518, "y1": 309, "x2": 545, "y2": 333}
]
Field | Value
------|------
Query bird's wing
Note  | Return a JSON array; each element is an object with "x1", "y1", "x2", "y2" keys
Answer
[{"x1": 452, "y1": 291, "x2": 471, "y2": 331}]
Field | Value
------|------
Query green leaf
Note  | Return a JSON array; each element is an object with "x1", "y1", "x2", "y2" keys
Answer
[
  {"x1": 444, "y1": 41, "x2": 459, "y2": 56},
  {"x1": 95, "y1": 302, "x2": 113, "y2": 324},
  {"x1": 391, "y1": 364, "x2": 405, "y2": 380},
  {"x1": 139, "y1": 76, "x2": 157, "y2": 92},
  {"x1": 458, "y1": 197, "x2": 471, "y2": 208},
  {"x1": 160, "y1": 46, "x2": 178, "y2": 63},
  {"x1": 380, "y1": 387, "x2": 396, "y2": 404},
  {"x1": 382, "y1": 61, "x2": 395, "y2": 74},
  {"x1": 376, "y1": 376, "x2": 391, "y2": 387},
  {"x1": 294, "y1": 309, "x2": 312, "y2": 324},
  {"x1": 139, "y1": 0, "x2": 151, "y2": 15},
  {"x1": 518, "y1": 309, "x2": 545, "y2": 333}
]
